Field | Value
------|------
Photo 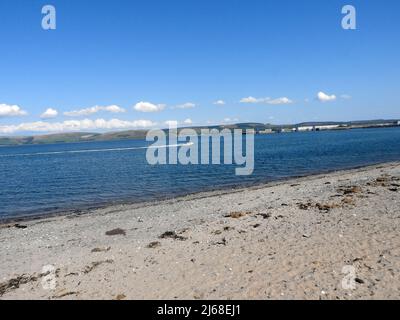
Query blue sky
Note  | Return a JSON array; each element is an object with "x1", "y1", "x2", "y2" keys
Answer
[{"x1": 0, "y1": 0, "x2": 399, "y2": 134}]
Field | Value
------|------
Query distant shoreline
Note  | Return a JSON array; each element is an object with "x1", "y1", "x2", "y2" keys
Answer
[{"x1": 1, "y1": 120, "x2": 399, "y2": 146}]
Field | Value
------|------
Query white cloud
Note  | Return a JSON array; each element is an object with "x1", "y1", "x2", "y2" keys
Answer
[
  {"x1": 134, "y1": 101, "x2": 165, "y2": 113},
  {"x1": 240, "y1": 96, "x2": 292, "y2": 105},
  {"x1": 0, "y1": 103, "x2": 28, "y2": 117},
  {"x1": 317, "y1": 91, "x2": 337, "y2": 102},
  {"x1": 213, "y1": 100, "x2": 226, "y2": 105},
  {"x1": 104, "y1": 105, "x2": 126, "y2": 113},
  {"x1": 41, "y1": 108, "x2": 58, "y2": 119},
  {"x1": 340, "y1": 94, "x2": 352, "y2": 100},
  {"x1": 267, "y1": 97, "x2": 293, "y2": 105},
  {"x1": 240, "y1": 96, "x2": 268, "y2": 103},
  {"x1": 0, "y1": 118, "x2": 156, "y2": 134},
  {"x1": 183, "y1": 118, "x2": 193, "y2": 125},
  {"x1": 64, "y1": 105, "x2": 125, "y2": 117},
  {"x1": 174, "y1": 102, "x2": 196, "y2": 109}
]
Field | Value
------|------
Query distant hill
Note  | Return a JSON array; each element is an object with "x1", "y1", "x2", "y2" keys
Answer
[
  {"x1": 0, "y1": 124, "x2": 266, "y2": 146},
  {"x1": 0, "y1": 132, "x2": 100, "y2": 146},
  {"x1": 0, "y1": 120, "x2": 398, "y2": 146},
  {"x1": 0, "y1": 130, "x2": 148, "y2": 146}
]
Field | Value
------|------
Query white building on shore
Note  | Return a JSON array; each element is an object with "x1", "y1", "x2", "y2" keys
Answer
[
  {"x1": 315, "y1": 124, "x2": 342, "y2": 130},
  {"x1": 296, "y1": 124, "x2": 344, "y2": 131},
  {"x1": 297, "y1": 126, "x2": 314, "y2": 132}
]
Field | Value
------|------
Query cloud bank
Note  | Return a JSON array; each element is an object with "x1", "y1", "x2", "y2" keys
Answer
[
  {"x1": 240, "y1": 96, "x2": 293, "y2": 105},
  {"x1": 64, "y1": 105, "x2": 125, "y2": 117},
  {"x1": 0, "y1": 104, "x2": 28, "y2": 117},
  {"x1": 0, "y1": 118, "x2": 156, "y2": 134}
]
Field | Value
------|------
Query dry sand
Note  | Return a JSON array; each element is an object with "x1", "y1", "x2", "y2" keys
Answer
[{"x1": 1, "y1": 162, "x2": 400, "y2": 300}]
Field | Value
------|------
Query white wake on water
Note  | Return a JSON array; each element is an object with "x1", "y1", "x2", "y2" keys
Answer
[{"x1": 0, "y1": 142, "x2": 195, "y2": 157}]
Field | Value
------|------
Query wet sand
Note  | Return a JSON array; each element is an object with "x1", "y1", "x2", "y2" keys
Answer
[{"x1": 1, "y1": 162, "x2": 400, "y2": 299}]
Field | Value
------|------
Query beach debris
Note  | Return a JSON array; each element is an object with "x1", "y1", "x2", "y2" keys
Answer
[
  {"x1": 257, "y1": 213, "x2": 271, "y2": 219},
  {"x1": 298, "y1": 202, "x2": 313, "y2": 210},
  {"x1": 352, "y1": 257, "x2": 364, "y2": 262},
  {"x1": 14, "y1": 224, "x2": 27, "y2": 229},
  {"x1": 83, "y1": 259, "x2": 114, "y2": 274},
  {"x1": 355, "y1": 278, "x2": 365, "y2": 284},
  {"x1": 91, "y1": 246, "x2": 111, "y2": 253},
  {"x1": 223, "y1": 226, "x2": 234, "y2": 231},
  {"x1": 0, "y1": 268, "x2": 62, "y2": 297},
  {"x1": 159, "y1": 231, "x2": 187, "y2": 241},
  {"x1": 65, "y1": 272, "x2": 79, "y2": 277},
  {"x1": 53, "y1": 290, "x2": 78, "y2": 298},
  {"x1": 147, "y1": 241, "x2": 161, "y2": 249},
  {"x1": 105, "y1": 228, "x2": 126, "y2": 236},
  {"x1": 315, "y1": 202, "x2": 339, "y2": 212},
  {"x1": 115, "y1": 294, "x2": 126, "y2": 300},
  {"x1": 389, "y1": 188, "x2": 398, "y2": 192},
  {"x1": 212, "y1": 237, "x2": 227, "y2": 246},
  {"x1": 367, "y1": 175, "x2": 391, "y2": 187},
  {"x1": 0, "y1": 274, "x2": 39, "y2": 296},
  {"x1": 224, "y1": 211, "x2": 251, "y2": 219},
  {"x1": 337, "y1": 186, "x2": 362, "y2": 195},
  {"x1": 298, "y1": 199, "x2": 351, "y2": 212},
  {"x1": 252, "y1": 223, "x2": 261, "y2": 229}
]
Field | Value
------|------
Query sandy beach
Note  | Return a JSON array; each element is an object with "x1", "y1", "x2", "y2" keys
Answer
[{"x1": 1, "y1": 162, "x2": 400, "y2": 300}]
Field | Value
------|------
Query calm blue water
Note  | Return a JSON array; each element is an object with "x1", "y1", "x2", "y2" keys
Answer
[{"x1": 1, "y1": 127, "x2": 400, "y2": 220}]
